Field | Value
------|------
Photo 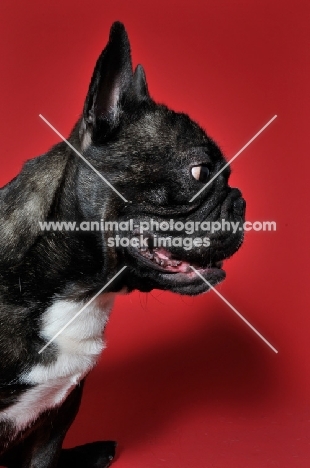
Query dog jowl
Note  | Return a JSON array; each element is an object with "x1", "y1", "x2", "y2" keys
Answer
[{"x1": 0, "y1": 22, "x2": 245, "y2": 467}]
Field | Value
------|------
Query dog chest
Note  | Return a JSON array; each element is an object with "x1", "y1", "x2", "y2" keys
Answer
[{"x1": 1, "y1": 294, "x2": 115, "y2": 434}]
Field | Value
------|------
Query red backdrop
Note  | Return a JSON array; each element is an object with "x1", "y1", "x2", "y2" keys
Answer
[{"x1": 1, "y1": 1, "x2": 309, "y2": 466}]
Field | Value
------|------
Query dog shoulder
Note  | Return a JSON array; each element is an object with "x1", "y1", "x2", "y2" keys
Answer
[{"x1": 0, "y1": 142, "x2": 69, "y2": 265}]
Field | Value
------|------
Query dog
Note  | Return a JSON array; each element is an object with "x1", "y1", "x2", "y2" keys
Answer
[{"x1": 0, "y1": 22, "x2": 245, "y2": 467}]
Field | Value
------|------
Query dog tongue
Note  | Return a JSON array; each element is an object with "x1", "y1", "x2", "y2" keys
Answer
[
  {"x1": 154, "y1": 249, "x2": 191, "y2": 272},
  {"x1": 139, "y1": 246, "x2": 195, "y2": 273}
]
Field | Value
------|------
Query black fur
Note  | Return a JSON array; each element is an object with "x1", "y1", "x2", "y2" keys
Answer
[{"x1": 0, "y1": 22, "x2": 245, "y2": 467}]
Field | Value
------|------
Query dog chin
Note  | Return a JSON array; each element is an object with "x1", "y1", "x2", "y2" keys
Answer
[
  {"x1": 115, "y1": 221, "x2": 244, "y2": 294},
  {"x1": 122, "y1": 243, "x2": 228, "y2": 295}
]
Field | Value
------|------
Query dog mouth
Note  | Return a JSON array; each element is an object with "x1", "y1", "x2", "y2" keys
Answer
[
  {"x1": 122, "y1": 229, "x2": 239, "y2": 293},
  {"x1": 138, "y1": 245, "x2": 223, "y2": 274},
  {"x1": 130, "y1": 233, "x2": 224, "y2": 278}
]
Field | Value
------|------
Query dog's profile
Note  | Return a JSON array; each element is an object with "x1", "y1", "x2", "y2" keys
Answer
[{"x1": 0, "y1": 22, "x2": 245, "y2": 467}]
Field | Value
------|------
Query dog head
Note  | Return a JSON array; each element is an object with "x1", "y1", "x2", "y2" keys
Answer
[{"x1": 74, "y1": 22, "x2": 245, "y2": 295}]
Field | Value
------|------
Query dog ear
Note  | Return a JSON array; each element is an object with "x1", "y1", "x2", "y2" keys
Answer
[
  {"x1": 132, "y1": 64, "x2": 151, "y2": 101},
  {"x1": 81, "y1": 22, "x2": 133, "y2": 146},
  {"x1": 0, "y1": 148, "x2": 68, "y2": 265}
]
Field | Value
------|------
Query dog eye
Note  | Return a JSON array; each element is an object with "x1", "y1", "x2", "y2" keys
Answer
[{"x1": 191, "y1": 165, "x2": 210, "y2": 182}]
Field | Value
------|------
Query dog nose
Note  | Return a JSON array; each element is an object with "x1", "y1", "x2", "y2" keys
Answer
[{"x1": 233, "y1": 197, "x2": 246, "y2": 218}]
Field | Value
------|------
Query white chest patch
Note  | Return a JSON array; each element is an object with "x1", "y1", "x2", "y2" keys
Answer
[{"x1": 1, "y1": 293, "x2": 115, "y2": 434}]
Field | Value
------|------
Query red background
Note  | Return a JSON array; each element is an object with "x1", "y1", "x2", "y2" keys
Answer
[{"x1": 1, "y1": 1, "x2": 309, "y2": 466}]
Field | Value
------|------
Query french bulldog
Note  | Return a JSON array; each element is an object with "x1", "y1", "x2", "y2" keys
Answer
[{"x1": 0, "y1": 22, "x2": 245, "y2": 468}]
